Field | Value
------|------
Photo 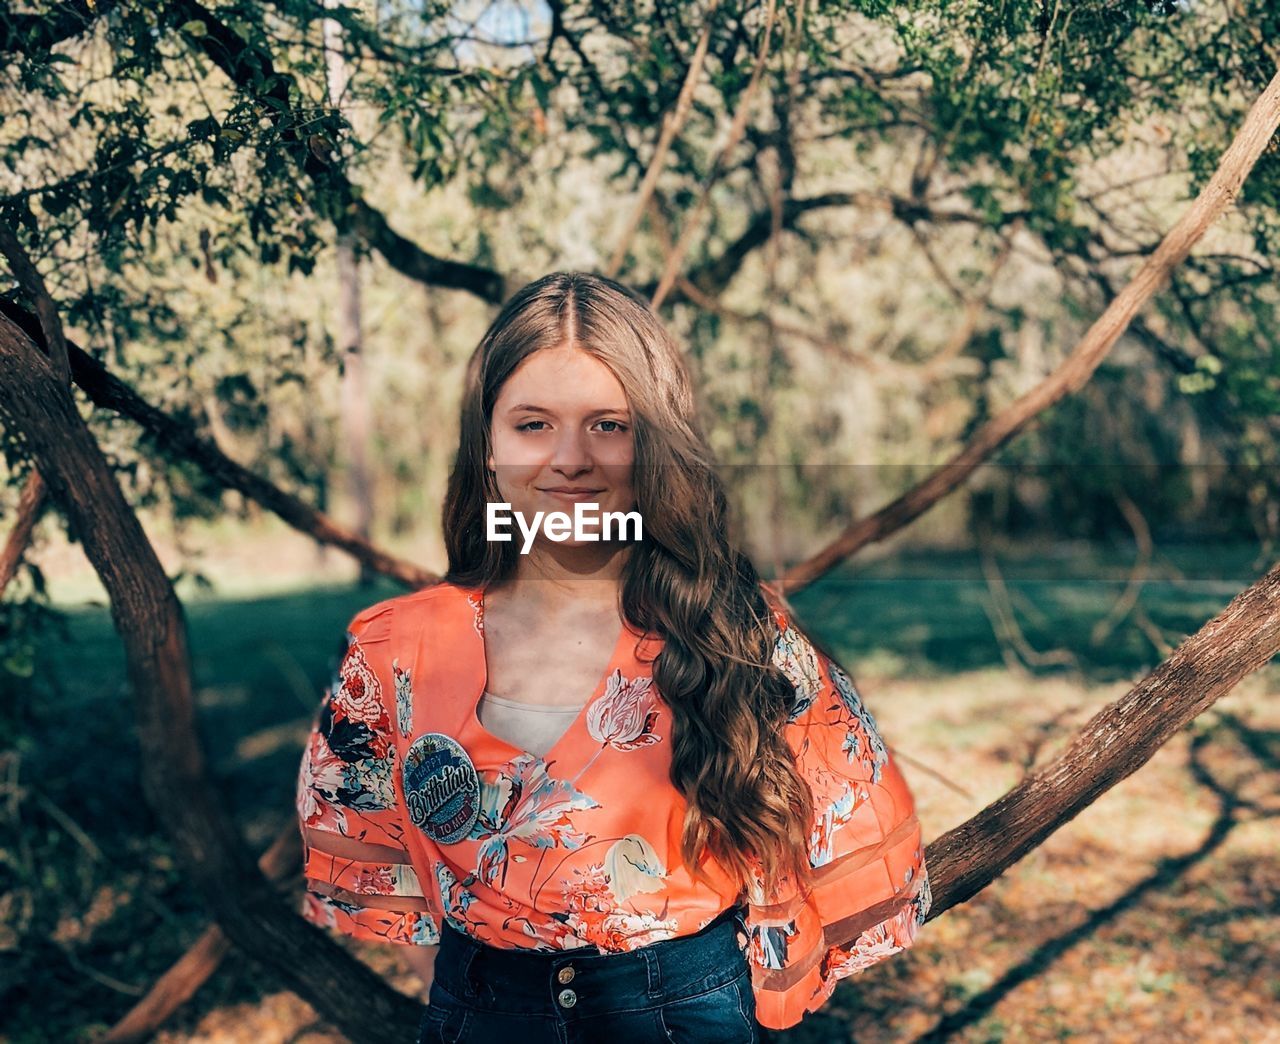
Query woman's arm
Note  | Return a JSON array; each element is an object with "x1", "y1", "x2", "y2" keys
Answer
[{"x1": 401, "y1": 943, "x2": 439, "y2": 1001}]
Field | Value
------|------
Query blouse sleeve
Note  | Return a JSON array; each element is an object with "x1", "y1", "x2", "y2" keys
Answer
[
  {"x1": 743, "y1": 597, "x2": 932, "y2": 1031},
  {"x1": 294, "y1": 599, "x2": 441, "y2": 947}
]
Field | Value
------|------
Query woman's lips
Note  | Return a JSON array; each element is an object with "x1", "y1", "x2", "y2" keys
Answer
[{"x1": 539, "y1": 489, "x2": 605, "y2": 503}]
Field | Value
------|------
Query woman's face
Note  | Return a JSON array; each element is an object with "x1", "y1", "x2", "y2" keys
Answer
[{"x1": 487, "y1": 345, "x2": 636, "y2": 548}]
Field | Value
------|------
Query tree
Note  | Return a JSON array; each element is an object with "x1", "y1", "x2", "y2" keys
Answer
[{"x1": 3, "y1": 1, "x2": 1279, "y2": 1039}]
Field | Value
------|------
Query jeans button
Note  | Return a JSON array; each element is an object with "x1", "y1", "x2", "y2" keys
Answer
[
  {"x1": 557, "y1": 965, "x2": 575, "y2": 984},
  {"x1": 557, "y1": 988, "x2": 577, "y2": 1008}
]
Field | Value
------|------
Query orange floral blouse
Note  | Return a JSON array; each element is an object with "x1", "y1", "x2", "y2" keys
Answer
[{"x1": 295, "y1": 580, "x2": 931, "y2": 1031}]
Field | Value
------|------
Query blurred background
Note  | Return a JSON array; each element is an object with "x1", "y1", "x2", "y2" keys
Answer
[{"x1": 1, "y1": 1, "x2": 1277, "y2": 1041}]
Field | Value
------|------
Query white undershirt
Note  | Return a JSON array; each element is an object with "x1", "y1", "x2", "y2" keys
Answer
[{"x1": 477, "y1": 690, "x2": 583, "y2": 757}]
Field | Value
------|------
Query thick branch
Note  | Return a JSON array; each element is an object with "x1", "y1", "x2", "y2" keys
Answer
[
  {"x1": 781, "y1": 69, "x2": 1280, "y2": 593},
  {"x1": 670, "y1": 191, "x2": 870, "y2": 298},
  {"x1": 102, "y1": 825, "x2": 302, "y2": 1043},
  {"x1": 0, "y1": 471, "x2": 46, "y2": 595},
  {"x1": 0, "y1": 312, "x2": 421, "y2": 1044},
  {"x1": 345, "y1": 199, "x2": 509, "y2": 301},
  {"x1": 924, "y1": 555, "x2": 1280, "y2": 916},
  {"x1": 0, "y1": 299, "x2": 437, "y2": 589},
  {"x1": 167, "y1": 0, "x2": 509, "y2": 303},
  {"x1": 0, "y1": 220, "x2": 69, "y2": 380},
  {"x1": 0, "y1": 218, "x2": 72, "y2": 593}
]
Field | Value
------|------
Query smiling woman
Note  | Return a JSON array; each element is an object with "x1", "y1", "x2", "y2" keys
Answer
[
  {"x1": 295, "y1": 272, "x2": 928, "y2": 1042},
  {"x1": 486, "y1": 343, "x2": 639, "y2": 542}
]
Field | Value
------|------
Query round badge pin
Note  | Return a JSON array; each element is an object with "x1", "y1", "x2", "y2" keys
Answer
[{"x1": 403, "y1": 732, "x2": 481, "y2": 844}]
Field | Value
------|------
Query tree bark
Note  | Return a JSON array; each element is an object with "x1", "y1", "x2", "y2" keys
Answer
[
  {"x1": 780, "y1": 68, "x2": 1280, "y2": 594},
  {"x1": 0, "y1": 218, "x2": 69, "y2": 595},
  {"x1": 0, "y1": 312, "x2": 422, "y2": 1044}
]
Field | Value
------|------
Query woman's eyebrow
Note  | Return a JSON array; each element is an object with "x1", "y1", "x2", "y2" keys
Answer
[{"x1": 507, "y1": 403, "x2": 631, "y2": 418}]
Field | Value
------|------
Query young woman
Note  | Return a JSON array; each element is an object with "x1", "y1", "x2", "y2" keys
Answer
[{"x1": 295, "y1": 272, "x2": 931, "y2": 1042}]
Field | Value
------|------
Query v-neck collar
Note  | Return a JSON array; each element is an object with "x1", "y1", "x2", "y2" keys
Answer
[{"x1": 460, "y1": 583, "x2": 650, "y2": 773}]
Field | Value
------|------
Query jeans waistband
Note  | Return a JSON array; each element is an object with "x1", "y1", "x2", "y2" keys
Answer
[{"x1": 432, "y1": 905, "x2": 749, "y2": 1019}]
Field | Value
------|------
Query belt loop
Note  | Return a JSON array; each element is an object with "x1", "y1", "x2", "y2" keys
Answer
[
  {"x1": 643, "y1": 944, "x2": 663, "y2": 1000},
  {"x1": 458, "y1": 943, "x2": 484, "y2": 1001}
]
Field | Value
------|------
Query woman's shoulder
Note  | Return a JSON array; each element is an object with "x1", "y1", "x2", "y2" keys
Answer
[
  {"x1": 345, "y1": 579, "x2": 477, "y2": 644},
  {"x1": 755, "y1": 578, "x2": 794, "y2": 631}
]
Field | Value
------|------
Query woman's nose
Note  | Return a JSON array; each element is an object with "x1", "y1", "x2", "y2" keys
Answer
[{"x1": 549, "y1": 427, "x2": 592, "y2": 474}]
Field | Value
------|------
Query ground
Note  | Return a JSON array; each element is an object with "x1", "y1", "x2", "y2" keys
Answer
[{"x1": 2, "y1": 537, "x2": 1276, "y2": 1043}]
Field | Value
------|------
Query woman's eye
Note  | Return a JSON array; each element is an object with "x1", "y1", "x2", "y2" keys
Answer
[
  {"x1": 516, "y1": 421, "x2": 547, "y2": 432},
  {"x1": 596, "y1": 420, "x2": 629, "y2": 434}
]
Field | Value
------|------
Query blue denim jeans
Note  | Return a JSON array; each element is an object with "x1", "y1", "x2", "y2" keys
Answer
[{"x1": 416, "y1": 904, "x2": 759, "y2": 1043}]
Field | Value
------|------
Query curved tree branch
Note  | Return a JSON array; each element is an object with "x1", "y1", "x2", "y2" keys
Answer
[
  {"x1": 0, "y1": 299, "x2": 437, "y2": 590},
  {"x1": 167, "y1": 0, "x2": 510, "y2": 304},
  {"x1": 923, "y1": 554, "x2": 1280, "y2": 917},
  {"x1": 781, "y1": 69, "x2": 1280, "y2": 594}
]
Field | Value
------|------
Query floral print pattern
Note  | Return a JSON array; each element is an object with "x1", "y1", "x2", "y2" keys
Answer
[
  {"x1": 773, "y1": 619, "x2": 824, "y2": 722},
  {"x1": 295, "y1": 582, "x2": 928, "y2": 1033},
  {"x1": 603, "y1": 834, "x2": 668, "y2": 902},
  {"x1": 469, "y1": 753, "x2": 600, "y2": 889},
  {"x1": 827, "y1": 659, "x2": 889, "y2": 784},
  {"x1": 392, "y1": 658, "x2": 413, "y2": 738},
  {"x1": 586, "y1": 670, "x2": 661, "y2": 751},
  {"x1": 296, "y1": 635, "x2": 397, "y2": 837}
]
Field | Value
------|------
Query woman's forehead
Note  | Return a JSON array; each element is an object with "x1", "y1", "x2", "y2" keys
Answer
[{"x1": 496, "y1": 347, "x2": 628, "y2": 409}]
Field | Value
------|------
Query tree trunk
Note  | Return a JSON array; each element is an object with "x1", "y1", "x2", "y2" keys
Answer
[
  {"x1": 0, "y1": 312, "x2": 423, "y2": 1044},
  {"x1": 324, "y1": 3, "x2": 376, "y2": 585}
]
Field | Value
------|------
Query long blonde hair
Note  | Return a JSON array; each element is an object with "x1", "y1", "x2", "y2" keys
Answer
[{"x1": 442, "y1": 271, "x2": 815, "y2": 904}]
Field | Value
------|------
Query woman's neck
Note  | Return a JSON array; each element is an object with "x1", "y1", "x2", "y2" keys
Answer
[{"x1": 496, "y1": 543, "x2": 629, "y2": 613}]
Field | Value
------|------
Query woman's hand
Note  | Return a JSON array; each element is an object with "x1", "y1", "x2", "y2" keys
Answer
[{"x1": 401, "y1": 943, "x2": 439, "y2": 1002}]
